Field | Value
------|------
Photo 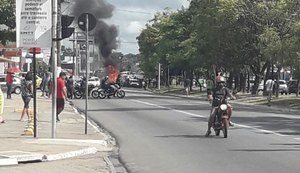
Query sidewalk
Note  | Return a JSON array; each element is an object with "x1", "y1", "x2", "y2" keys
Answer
[{"x1": 0, "y1": 92, "x2": 114, "y2": 173}]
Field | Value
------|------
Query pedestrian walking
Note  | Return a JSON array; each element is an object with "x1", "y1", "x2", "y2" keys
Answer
[
  {"x1": 20, "y1": 72, "x2": 33, "y2": 122},
  {"x1": 5, "y1": 72, "x2": 14, "y2": 99},
  {"x1": 184, "y1": 78, "x2": 191, "y2": 96},
  {"x1": 265, "y1": 77, "x2": 275, "y2": 107},
  {"x1": 41, "y1": 72, "x2": 51, "y2": 98},
  {"x1": 56, "y1": 72, "x2": 67, "y2": 122}
]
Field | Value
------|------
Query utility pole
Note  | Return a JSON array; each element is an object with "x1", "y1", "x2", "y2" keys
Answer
[
  {"x1": 57, "y1": 0, "x2": 62, "y2": 74},
  {"x1": 158, "y1": 63, "x2": 161, "y2": 90},
  {"x1": 51, "y1": 0, "x2": 58, "y2": 138}
]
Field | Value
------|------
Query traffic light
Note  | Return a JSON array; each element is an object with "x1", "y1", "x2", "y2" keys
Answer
[{"x1": 61, "y1": 15, "x2": 75, "y2": 39}]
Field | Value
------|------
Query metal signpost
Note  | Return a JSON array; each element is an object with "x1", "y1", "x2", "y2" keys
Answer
[
  {"x1": 51, "y1": 0, "x2": 58, "y2": 138},
  {"x1": 16, "y1": 0, "x2": 52, "y2": 138},
  {"x1": 29, "y1": 47, "x2": 41, "y2": 137},
  {"x1": 77, "y1": 13, "x2": 96, "y2": 134}
]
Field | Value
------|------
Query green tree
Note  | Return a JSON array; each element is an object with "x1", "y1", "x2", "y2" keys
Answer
[{"x1": 0, "y1": 0, "x2": 16, "y2": 45}]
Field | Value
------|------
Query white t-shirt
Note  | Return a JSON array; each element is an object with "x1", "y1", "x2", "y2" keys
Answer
[{"x1": 265, "y1": 79, "x2": 274, "y2": 92}]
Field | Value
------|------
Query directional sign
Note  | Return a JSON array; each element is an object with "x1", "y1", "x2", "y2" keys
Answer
[
  {"x1": 29, "y1": 47, "x2": 41, "y2": 54},
  {"x1": 78, "y1": 13, "x2": 97, "y2": 31}
]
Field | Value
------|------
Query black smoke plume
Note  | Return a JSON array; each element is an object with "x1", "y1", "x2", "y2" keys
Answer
[{"x1": 70, "y1": 0, "x2": 118, "y2": 67}]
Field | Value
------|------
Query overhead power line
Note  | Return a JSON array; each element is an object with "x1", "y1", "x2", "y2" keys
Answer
[{"x1": 116, "y1": 8, "x2": 153, "y2": 15}]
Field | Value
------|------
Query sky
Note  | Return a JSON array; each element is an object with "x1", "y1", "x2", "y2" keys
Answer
[{"x1": 64, "y1": 0, "x2": 190, "y2": 55}]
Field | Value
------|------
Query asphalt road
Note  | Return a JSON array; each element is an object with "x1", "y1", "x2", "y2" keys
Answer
[{"x1": 72, "y1": 88, "x2": 300, "y2": 173}]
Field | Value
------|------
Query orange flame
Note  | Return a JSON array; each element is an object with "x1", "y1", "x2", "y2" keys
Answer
[{"x1": 107, "y1": 65, "x2": 119, "y2": 83}]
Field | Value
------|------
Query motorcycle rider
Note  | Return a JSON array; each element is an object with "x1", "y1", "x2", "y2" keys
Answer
[
  {"x1": 101, "y1": 76, "x2": 117, "y2": 98},
  {"x1": 205, "y1": 75, "x2": 236, "y2": 137}
]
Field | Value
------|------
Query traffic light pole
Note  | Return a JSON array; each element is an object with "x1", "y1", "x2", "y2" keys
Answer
[{"x1": 85, "y1": 14, "x2": 89, "y2": 135}]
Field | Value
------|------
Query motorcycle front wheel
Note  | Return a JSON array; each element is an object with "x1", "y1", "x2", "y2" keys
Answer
[
  {"x1": 222, "y1": 118, "x2": 229, "y2": 138},
  {"x1": 116, "y1": 90, "x2": 125, "y2": 98},
  {"x1": 215, "y1": 129, "x2": 220, "y2": 136},
  {"x1": 91, "y1": 90, "x2": 99, "y2": 99},
  {"x1": 98, "y1": 91, "x2": 106, "y2": 99}
]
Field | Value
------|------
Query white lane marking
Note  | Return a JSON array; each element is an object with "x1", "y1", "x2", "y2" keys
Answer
[
  {"x1": 234, "y1": 124, "x2": 288, "y2": 137},
  {"x1": 132, "y1": 99, "x2": 294, "y2": 138},
  {"x1": 133, "y1": 100, "x2": 205, "y2": 118},
  {"x1": 72, "y1": 107, "x2": 102, "y2": 134}
]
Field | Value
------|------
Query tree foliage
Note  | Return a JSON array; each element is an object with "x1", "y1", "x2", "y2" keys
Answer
[
  {"x1": 0, "y1": 0, "x2": 16, "y2": 45},
  {"x1": 137, "y1": 0, "x2": 300, "y2": 93}
]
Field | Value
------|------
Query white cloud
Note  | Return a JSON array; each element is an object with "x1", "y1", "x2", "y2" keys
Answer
[{"x1": 126, "y1": 21, "x2": 144, "y2": 34}]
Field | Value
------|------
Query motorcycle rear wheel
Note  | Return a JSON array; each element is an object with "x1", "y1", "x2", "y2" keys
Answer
[{"x1": 74, "y1": 91, "x2": 82, "y2": 99}]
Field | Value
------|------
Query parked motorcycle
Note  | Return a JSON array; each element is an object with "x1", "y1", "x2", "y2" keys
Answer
[
  {"x1": 212, "y1": 98, "x2": 231, "y2": 138},
  {"x1": 74, "y1": 84, "x2": 97, "y2": 99}
]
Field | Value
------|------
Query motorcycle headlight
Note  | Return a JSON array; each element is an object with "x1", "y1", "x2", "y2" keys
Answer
[{"x1": 220, "y1": 104, "x2": 228, "y2": 111}]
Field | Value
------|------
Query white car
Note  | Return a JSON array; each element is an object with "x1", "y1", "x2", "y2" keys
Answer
[
  {"x1": 129, "y1": 79, "x2": 140, "y2": 88},
  {"x1": 88, "y1": 77, "x2": 100, "y2": 86},
  {"x1": 0, "y1": 75, "x2": 22, "y2": 94}
]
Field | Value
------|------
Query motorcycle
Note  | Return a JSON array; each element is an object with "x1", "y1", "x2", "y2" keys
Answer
[
  {"x1": 212, "y1": 98, "x2": 231, "y2": 138},
  {"x1": 94, "y1": 84, "x2": 125, "y2": 99}
]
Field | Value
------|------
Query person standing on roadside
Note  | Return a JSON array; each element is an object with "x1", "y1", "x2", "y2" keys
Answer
[
  {"x1": 184, "y1": 78, "x2": 191, "y2": 96},
  {"x1": 20, "y1": 72, "x2": 33, "y2": 122},
  {"x1": 56, "y1": 72, "x2": 67, "y2": 122},
  {"x1": 5, "y1": 72, "x2": 14, "y2": 99},
  {"x1": 66, "y1": 75, "x2": 74, "y2": 99},
  {"x1": 265, "y1": 76, "x2": 275, "y2": 107}
]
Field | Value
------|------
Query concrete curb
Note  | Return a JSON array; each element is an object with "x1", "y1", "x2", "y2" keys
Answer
[
  {"x1": 0, "y1": 157, "x2": 18, "y2": 166},
  {"x1": 0, "y1": 147, "x2": 98, "y2": 166},
  {"x1": 11, "y1": 153, "x2": 46, "y2": 163},
  {"x1": 46, "y1": 147, "x2": 98, "y2": 161}
]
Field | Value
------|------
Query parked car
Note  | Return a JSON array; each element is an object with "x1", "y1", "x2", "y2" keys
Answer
[
  {"x1": 129, "y1": 78, "x2": 141, "y2": 88},
  {"x1": 88, "y1": 77, "x2": 100, "y2": 86},
  {"x1": 288, "y1": 80, "x2": 300, "y2": 94},
  {"x1": 0, "y1": 75, "x2": 22, "y2": 94},
  {"x1": 278, "y1": 80, "x2": 288, "y2": 95}
]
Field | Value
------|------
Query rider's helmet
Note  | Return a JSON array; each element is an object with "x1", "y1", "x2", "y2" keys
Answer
[
  {"x1": 216, "y1": 76, "x2": 225, "y2": 88},
  {"x1": 216, "y1": 76, "x2": 225, "y2": 83}
]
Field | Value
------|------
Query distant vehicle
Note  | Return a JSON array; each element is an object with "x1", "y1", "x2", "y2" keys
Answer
[
  {"x1": 257, "y1": 81, "x2": 264, "y2": 93},
  {"x1": 288, "y1": 80, "x2": 300, "y2": 94},
  {"x1": 0, "y1": 74, "x2": 22, "y2": 94},
  {"x1": 88, "y1": 77, "x2": 100, "y2": 86},
  {"x1": 258, "y1": 80, "x2": 288, "y2": 95},
  {"x1": 278, "y1": 80, "x2": 288, "y2": 95},
  {"x1": 18, "y1": 72, "x2": 42, "y2": 89},
  {"x1": 129, "y1": 78, "x2": 141, "y2": 88}
]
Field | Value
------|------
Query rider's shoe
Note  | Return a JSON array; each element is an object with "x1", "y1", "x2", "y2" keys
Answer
[
  {"x1": 229, "y1": 121, "x2": 234, "y2": 126},
  {"x1": 205, "y1": 130, "x2": 211, "y2": 137}
]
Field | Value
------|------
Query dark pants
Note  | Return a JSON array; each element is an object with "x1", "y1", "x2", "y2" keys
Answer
[
  {"x1": 56, "y1": 98, "x2": 65, "y2": 116},
  {"x1": 7, "y1": 84, "x2": 12, "y2": 98},
  {"x1": 67, "y1": 86, "x2": 73, "y2": 99}
]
